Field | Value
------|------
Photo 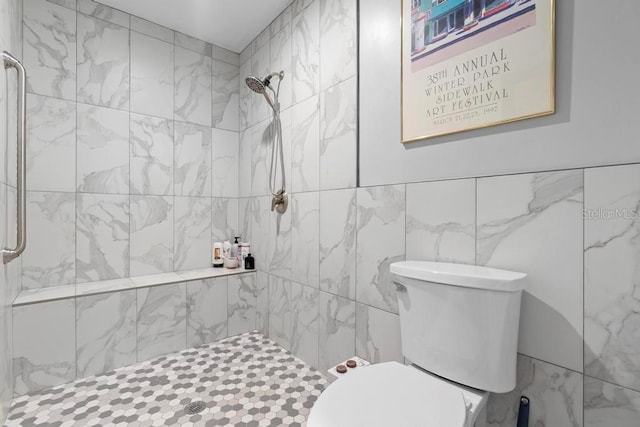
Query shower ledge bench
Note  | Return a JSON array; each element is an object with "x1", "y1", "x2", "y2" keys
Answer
[{"x1": 12, "y1": 267, "x2": 256, "y2": 306}]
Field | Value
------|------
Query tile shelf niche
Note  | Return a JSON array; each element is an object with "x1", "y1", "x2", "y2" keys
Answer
[{"x1": 13, "y1": 267, "x2": 255, "y2": 306}]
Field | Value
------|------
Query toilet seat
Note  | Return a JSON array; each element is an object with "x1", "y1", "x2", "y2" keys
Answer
[{"x1": 307, "y1": 362, "x2": 468, "y2": 427}]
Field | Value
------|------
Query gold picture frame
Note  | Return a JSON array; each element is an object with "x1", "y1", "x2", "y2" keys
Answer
[{"x1": 401, "y1": 0, "x2": 555, "y2": 143}]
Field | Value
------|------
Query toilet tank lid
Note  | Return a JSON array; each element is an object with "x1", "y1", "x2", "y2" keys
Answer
[{"x1": 390, "y1": 261, "x2": 527, "y2": 292}]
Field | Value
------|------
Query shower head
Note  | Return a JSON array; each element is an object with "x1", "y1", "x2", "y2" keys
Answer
[
  {"x1": 245, "y1": 72, "x2": 285, "y2": 112},
  {"x1": 245, "y1": 76, "x2": 267, "y2": 94},
  {"x1": 245, "y1": 71, "x2": 284, "y2": 94}
]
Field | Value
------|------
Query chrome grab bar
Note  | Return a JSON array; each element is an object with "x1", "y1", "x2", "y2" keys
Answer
[{"x1": 2, "y1": 51, "x2": 27, "y2": 264}]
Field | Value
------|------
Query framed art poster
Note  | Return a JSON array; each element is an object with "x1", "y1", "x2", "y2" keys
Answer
[{"x1": 401, "y1": 0, "x2": 555, "y2": 142}]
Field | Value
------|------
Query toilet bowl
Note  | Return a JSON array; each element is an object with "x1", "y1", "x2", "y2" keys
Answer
[
  {"x1": 307, "y1": 361, "x2": 488, "y2": 427},
  {"x1": 307, "y1": 261, "x2": 526, "y2": 427}
]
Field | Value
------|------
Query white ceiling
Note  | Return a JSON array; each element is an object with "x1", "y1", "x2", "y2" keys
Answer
[{"x1": 96, "y1": 0, "x2": 292, "y2": 53}]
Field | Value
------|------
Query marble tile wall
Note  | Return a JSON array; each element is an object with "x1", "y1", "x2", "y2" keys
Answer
[
  {"x1": 20, "y1": 0, "x2": 242, "y2": 292},
  {"x1": 12, "y1": 272, "x2": 257, "y2": 396},
  {"x1": 239, "y1": 5, "x2": 640, "y2": 418},
  {"x1": 248, "y1": 159, "x2": 640, "y2": 426},
  {"x1": 0, "y1": 0, "x2": 22, "y2": 422},
  {"x1": 238, "y1": 0, "x2": 359, "y2": 376}
]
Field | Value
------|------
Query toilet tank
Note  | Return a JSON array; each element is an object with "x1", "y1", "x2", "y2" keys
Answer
[{"x1": 390, "y1": 261, "x2": 526, "y2": 393}]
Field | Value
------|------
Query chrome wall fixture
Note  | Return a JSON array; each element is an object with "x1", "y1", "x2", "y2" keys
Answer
[
  {"x1": 2, "y1": 51, "x2": 27, "y2": 264},
  {"x1": 245, "y1": 71, "x2": 287, "y2": 214}
]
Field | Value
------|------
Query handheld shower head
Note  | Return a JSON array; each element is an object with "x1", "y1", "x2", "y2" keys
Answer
[
  {"x1": 245, "y1": 71, "x2": 284, "y2": 94},
  {"x1": 245, "y1": 72, "x2": 285, "y2": 112},
  {"x1": 245, "y1": 76, "x2": 267, "y2": 94}
]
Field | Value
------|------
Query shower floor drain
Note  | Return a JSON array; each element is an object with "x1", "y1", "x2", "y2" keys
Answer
[{"x1": 184, "y1": 401, "x2": 206, "y2": 415}]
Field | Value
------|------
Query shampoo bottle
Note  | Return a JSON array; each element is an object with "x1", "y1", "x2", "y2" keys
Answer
[{"x1": 244, "y1": 253, "x2": 255, "y2": 270}]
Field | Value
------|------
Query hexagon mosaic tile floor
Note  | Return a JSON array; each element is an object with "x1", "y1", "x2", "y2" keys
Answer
[{"x1": 5, "y1": 332, "x2": 328, "y2": 426}]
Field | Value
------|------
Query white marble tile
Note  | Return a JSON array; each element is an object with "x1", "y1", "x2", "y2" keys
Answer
[
  {"x1": 137, "y1": 283, "x2": 187, "y2": 361},
  {"x1": 406, "y1": 178, "x2": 476, "y2": 264},
  {"x1": 175, "y1": 47, "x2": 212, "y2": 127},
  {"x1": 211, "y1": 45, "x2": 239, "y2": 66},
  {"x1": 0, "y1": 54, "x2": 6, "y2": 190},
  {"x1": 77, "y1": 0, "x2": 129, "y2": 27},
  {"x1": 76, "y1": 290, "x2": 136, "y2": 377},
  {"x1": 129, "y1": 113, "x2": 174, "y2": 196},
  {"x1": 174, "y1": 122, "x2": 212, "y2": 197},
  {"x1": 175, "y1": 31, "x2": 211, "y2": 57},
  {"x1": 77, "y1": 14, "x2": 129, "y2": 109},
  {"x1": 130, "y1": 31, "x2": 174, "y2": 119},
  {"x1": 239, "y1": 43, "x2": 252, "y2": 66},
  {"x1": 291, "y1": 95, "x2": 320, "y2": 193},
  {"x1": 270, "y1": 23, "x2": 292, "y2": 112},
  {"x1": 212, "y1": 59, "x2": 239, "y2": 131},
  {"x1": 355, "y1": 303, "x2": 403, "y2": 364},
  {"x1": 477, "y1": 170, "x2": 584, "y2": 373},
  {"x1": 22, "y1": 192, "x2": 75, "y2": 289},
  {"x1": 212, "y1": 198, "x2": 239, "y2": 243},
  {"x1": 320, "y1": 188, "x2": 356, "y2": 299},
  {"x1": 270, "y1": 5, "x2": 292, "y2": 38},
  {"x1": 253, "y1": 27, "x2": 270, "y2": 53},
  {"x1": 291, "y1": 192, "x2": 319, "y2": 288},
  {"x1": 250, "y1": 119, "x2": 273, "y2": 197},
  {"x1": 238, "y1": 127, "x2": 252, "y2": 198},
  {"x1": 238, "y1": 59, "x2": 252, "y2": 131},
  {"x1": 0, "y1": 301, "x2": 10, "y2": 421},
  {"x1": 318, "y1": 291, "x2": 355, "y2": 371},
  {"x1": 3, "y1": 186, "x2": 22, "y2": 304},
  {"x1": 268, "y1": 275, "x2": 291, "y2": 350},
  {"x1": 130, "y1": 15, "x2": 173, "y2": 43},
  {"x1": 46, "y1": 0, "x2": 76, "y2": 9},
  {"x1": 291, "y1": 282, "x2": 319, "y2": 367},
  {"x1": 0, "y1": 0, "x2": 21, "y2": 188},
  {"x1": 319, "y1": 76, "x2": 356, "y2": 190},
  {"x1": 26, "y1": 94, "x2": 76, "y2": 192},
  {"x1": 356, "y1": 185, "x2": 406, "y2": 314},
  {"x1": 130, "y1": 195, "x2": 174, "y2": 276},
  {"x1": 77, "y1": 104, "x2": 129, "y2": 194},
  {"x1": 228, "y1": 274, "x2": 258, "y2": 336},
  {"x1": 279, "y1": 107, "x2": 293, "y2": 193},
  {"x1": 23, "y1": 0, "x2": 76, "y2": 100},
  {"x1": 251, "y1": 44, "x2": 271, "y2": 126},
  {"x1": 187, "y1": 278, "x2": 227, "y2": 347},
  {"x1": 173, "y1": 197, "x2": 212, "y2": 271},
  {"x1": 291, "y1": 0, "x2": 319, "y2": 103},
  {"x1": 239, "y1": 197, "x2": 270, "y2": 270},
  {"x1": 76, "y1": 193, "x2": 130, "y2": 282},
  {"x1": 319, "y1": 0, "x2": 357, "y2": 91},
  {"x1": 486, "y1": 355, "x2": 583, "y2": 427},
  {"x1": 292, "y1": 0, "x2": 315, "y2": 16},
  {"x1": 249, "y1": 120, "x2": 273, "y2": 196},
  {"x1": 13, "y1": 299, "x2": 75, "y2": 396},
  {"x1": 256, "y1": 271, "x2": 269, "y2": 335},
  {"x1": 268, "y1": 197, "x2": 292, "y2": 280},
  {"x1": 0, "y1": 188, "x2": 13, "y2": 411},
  {"x1": 2, "y1": 65, "x2": 17, "y2": 188},
  {"x1": 584, "y1": 164, "x2": 640, "y2": 390},
  {"x1": 212, "y1": 128, "x2": 239, "y2": 198},
  {"x1": 584, "y1": 376, "x2": 640, "y2": 427}
]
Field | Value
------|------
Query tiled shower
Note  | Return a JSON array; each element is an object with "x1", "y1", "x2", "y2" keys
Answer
[{"x1": 1, "y1": 0, "x2": 640, "y2": 426}]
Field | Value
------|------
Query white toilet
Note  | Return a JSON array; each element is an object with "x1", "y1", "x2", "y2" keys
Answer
[{"x1": 307, "y1": 260, "x2": 527, "y2": 427}]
